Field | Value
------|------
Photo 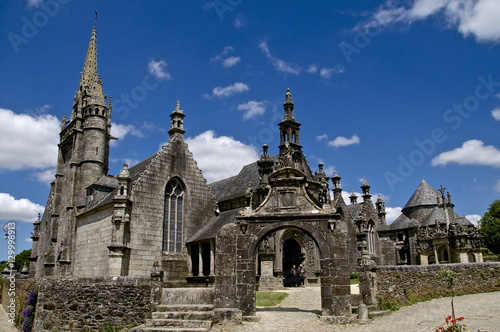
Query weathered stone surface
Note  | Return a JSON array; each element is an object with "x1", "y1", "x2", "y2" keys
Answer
[
  {"x1": 375, "y1": 262, "x2": 500, "y2": 306},
  {"x1": 33, "y1": 276, "x2": 151, "y2": 331}
]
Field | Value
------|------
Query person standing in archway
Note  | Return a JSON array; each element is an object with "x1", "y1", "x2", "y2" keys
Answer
[
  {"x1": 298, "y1": 264, "x2": 306, "y2": 287},
  {"x1": 290, "y1": 264, "x2": 299, "y2": 287}
]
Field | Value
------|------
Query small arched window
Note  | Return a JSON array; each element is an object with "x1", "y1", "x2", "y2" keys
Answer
[
  {"x1": 367, "y1": 221, "x2": 376, "y2": 254},
  {"x1": 162, "y1": 178, "x2": 184, "y2": 252}
]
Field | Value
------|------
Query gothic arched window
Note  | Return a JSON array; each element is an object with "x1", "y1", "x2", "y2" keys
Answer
[
  {"x1": 162, "y1": 178, "x2": 184, "y2": 252},
  {"x1": 367, "y1": 221, "x2": 376, "y2": 254}
]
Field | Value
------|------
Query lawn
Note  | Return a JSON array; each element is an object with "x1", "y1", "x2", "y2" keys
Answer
[{"x1": 256, "y1": 291, "x2": 289, "y2": 307}]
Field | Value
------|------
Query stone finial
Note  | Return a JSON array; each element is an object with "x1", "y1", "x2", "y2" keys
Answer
[
  {"x1": 285, "y1": 88, "x2": 292, "y2": 102},
  {"x1": 118, "y1": 163, "x2": 130, "y2": 178},
  {"x1": 349, "y1": 190, "x2": 358, "y2": 204}
]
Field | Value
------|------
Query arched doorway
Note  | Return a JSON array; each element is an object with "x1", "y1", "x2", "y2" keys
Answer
[{"x1": 282, "y1": 238, "x2": 302, "y2": 273}]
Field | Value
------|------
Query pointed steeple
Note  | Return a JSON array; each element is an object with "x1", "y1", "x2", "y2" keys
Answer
[
  {"x1": 72, "y1": 22, "x2": 107, "y2": 119},
  {"x1": 168, "y1": 101, "x2": 186, "y2": 136}
]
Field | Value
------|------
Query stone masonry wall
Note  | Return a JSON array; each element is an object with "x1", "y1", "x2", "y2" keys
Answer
[
  {"x1": 376, "y1": 262, "x2": 500, "y2": 307},
  {"x1": 34, "y1": 276, "x2": 151, "y2": 331},
  {"x1": 73, "y1": 209, "x2": 113, "y2": 276}
]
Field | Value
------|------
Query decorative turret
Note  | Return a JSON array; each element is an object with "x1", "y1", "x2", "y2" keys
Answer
[
  {"x1": 278, "y1": 88, "x2": 302, "y2": 155},
  {"x1": 376, "y1": 195, "x2": 386, "y2": 224},
  {"x1": 331, "y1": 171, "x2": 342, "y2": 200},
  {"x1": 168, "y1": 101, "x2": 186, "y2": 136},
  {"x1": 349, "y1": 190, "x2": 358, "y2": 204},
  {"x1": 361, "y1": 177, "x2": 372, "y2": 202},
  {"x1": 257, "y1": 144, "x2": 274, "y2": 184}
]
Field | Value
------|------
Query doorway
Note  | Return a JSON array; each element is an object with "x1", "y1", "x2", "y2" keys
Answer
[{"x1": 282, "y1": 238, "x2": 302, "y2": 275}]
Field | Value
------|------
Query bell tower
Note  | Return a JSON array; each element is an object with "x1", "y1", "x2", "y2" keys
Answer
[{"x1": 34, "y1": 20, "x2": 112, "y2": 277}]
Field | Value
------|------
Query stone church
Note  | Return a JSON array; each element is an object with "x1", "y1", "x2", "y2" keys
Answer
[{"x1": 29, "y1": 24, "x2": 482, "y2": 288}]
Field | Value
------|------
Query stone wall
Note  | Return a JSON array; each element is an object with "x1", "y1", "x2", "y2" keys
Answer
[
  {"x1": 376, "y1": 262, "x2": 500, "y2": 307},
  {"x1": 34, "y1": 276, "x2": 151, "y2": 331},
  {"x1": 73, "y1": 209, "x2": 114, "y2": 276}
]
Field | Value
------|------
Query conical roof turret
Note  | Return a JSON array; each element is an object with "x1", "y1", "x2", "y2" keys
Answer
[{"x1": 402, "y1": 179, "x2": 440, "y2": 210}]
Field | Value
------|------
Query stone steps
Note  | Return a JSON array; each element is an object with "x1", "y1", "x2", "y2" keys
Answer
[{"x1": 139, "y1": 304, "x2": 214, "y2": 332}]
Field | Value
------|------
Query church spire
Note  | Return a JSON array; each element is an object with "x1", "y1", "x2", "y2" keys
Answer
[{"x1": 72, "y1": 20, "x2": 106, "y2": 119}]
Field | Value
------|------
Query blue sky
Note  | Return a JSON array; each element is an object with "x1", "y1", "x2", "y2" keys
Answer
[{"x1": 1, "y1": 0, "x2": 500, "y2": 261}]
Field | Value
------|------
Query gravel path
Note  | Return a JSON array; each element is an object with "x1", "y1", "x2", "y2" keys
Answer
[{"x1": 211, "y1": 287, "x2": 500, "y2": 332}]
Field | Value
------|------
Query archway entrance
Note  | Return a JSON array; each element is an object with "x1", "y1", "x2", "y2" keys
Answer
[{"x1": 282, "y1": 238, "x2": 302, "y2": 273}]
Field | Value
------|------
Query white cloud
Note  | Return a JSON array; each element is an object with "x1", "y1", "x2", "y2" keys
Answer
[
  {"x1": 110, "y1": 123, "x2": 144, "y2": 146},
  {"x1": 222, "y1": 56, "x2": 241, "y2": 68},
  {"x1": 26, "y1": 0, "x2": 42, "y2": 8},
  {"x1": 147, "y1": 59, "x2": 172, "y2": 80},
  {"x1": 237, "y1": 100, "x2": 266, "y2": 120},
  {"x1": 33, "y1": 168, "x2": 55, "y2": 184},
  {"x1": 328, "y1": 135, "x2": 360, "y2": 148},
  {"x1": 259, "y1": 41, "x2": 301, "y2": 75},
  {"x1": 307, "y1": 65, "x2": 318, "y2": 73},
  {"x1": 316, "y1": 134, "x2": 328, "y2": 141},
  {"x1": 185, "y1": 130, "x2": 259, "y2": 183},
  {"x1": 0, "y1": 193, "x2": 44, "y2": 223},
  {"x1": 319, "y1": 66, "x2": 345, "y2": 79},
  {"x1": 431, "y1": 139, "x2": 500, "y2": 167},
  {"x1": 210, "y1": 82, "x2": 250, "y2": 98},
  {"x1": 494, "y1": 179, "x2": 500, "y2": 192},
  {"x1": 465, "y1": 214, "x2": 482, "y2": 226},
  {"x1": 385, "y1": 207, "x2": 402, "y2": 224},
  {"x1": 234, "y1": 13, "x2": 247, "y2": 28},
  {"x1": 0, "y1": 108, "x2": 59, "y2": 170},
  {"x1": 211, "y1": 46, "x2": 241, "y2": 68},
  {"x1": 363, "y1": 0, "x2": 500, "y2": 43},
  {"x1": 492, "y1": 107, "x2": 500, "y2": 120}
]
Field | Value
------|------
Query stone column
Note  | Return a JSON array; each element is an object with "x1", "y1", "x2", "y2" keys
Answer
[
  {"x1": 199, "y1": 243, "x2": 204, "y2": 276},
  {"x1": 150, "y1": 261, "x2": 164, "y2": 307},
  {"x1": 210, "y1": 240, "x2": 215, "y2": 276},
  {"x1": 433, "y1": 244, "x2": 439, "y2": 264}
]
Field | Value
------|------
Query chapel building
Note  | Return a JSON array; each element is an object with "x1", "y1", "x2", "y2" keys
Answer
[{"x1": 29, "y1": 24, "x2": 482, "y2": 285}]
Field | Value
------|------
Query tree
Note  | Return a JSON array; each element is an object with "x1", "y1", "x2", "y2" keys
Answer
[
  {"x1": 479, "y1": 200, "x2": 500, "y2": 255},
  {"x1": 14, "y1": 249, "x2": 31, "y2": 272}
]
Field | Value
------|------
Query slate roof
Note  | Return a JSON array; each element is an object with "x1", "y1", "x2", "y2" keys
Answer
[
  {"x1": 403, "y1": 179, "x2": 440, "y2": 210},
  {"x1": 187, "y1": 209, "x2": 241, "y2": 242},
  {"x1": 83, "y1": 153, "x2": 159, "y2": 211},
  {"x1": 346, "y1": 203, "x2": 362, "y2": 220},
  {"x1": 390, "y1": 213, "x2": 420, "y2": 230},
  {"x1": 209, "y1": 161, "x2": 262, "y2": 202},
  {"x1": 422, "y1": 207, "x2": 473, "y2": 226}
]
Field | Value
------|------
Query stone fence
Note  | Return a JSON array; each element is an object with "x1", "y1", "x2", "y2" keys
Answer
[
  {"x1": 33, "y1": 276, "x2": 151, "y2": 331},
  {"x1": 375, "y1": 262, "x2": 500, "y2": 307}
]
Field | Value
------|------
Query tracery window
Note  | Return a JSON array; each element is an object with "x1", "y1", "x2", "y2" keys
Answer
[{"x1": 162, "y1": 178, "x2": 184, "y2": 252}]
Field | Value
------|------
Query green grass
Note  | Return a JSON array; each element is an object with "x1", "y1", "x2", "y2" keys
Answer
[
  {"x1": 350, "y1": 278, "x2": 359, "y2": 284},
  {"x1": 256, "y1": 291, "x2": 289, "y2": 307}
]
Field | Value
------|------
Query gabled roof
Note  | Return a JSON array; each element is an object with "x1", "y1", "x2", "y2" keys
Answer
[
  {"x1": 187, "y1": 209, "x2": 240, "y2": 242},
  {"x1": 209, "y1": 161, "x2": 262, "y2": 202},
  {"x1": 390, "y1": 213, "x2": 420, "y2": 230},
  {"x1": 403, "y1": 179, "x2": 440, "y2": 210}
]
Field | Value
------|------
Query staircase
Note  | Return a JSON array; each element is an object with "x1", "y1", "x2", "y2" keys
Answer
[
  {"x1": 135, "y1": 288, "x2": 215, "y2": 332},
  {"x1": 143, "y1": 304, "x2": 214, "y2": 331}
]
